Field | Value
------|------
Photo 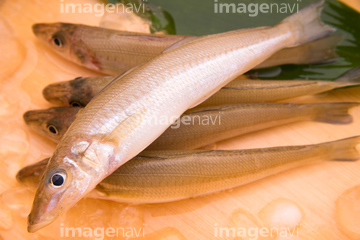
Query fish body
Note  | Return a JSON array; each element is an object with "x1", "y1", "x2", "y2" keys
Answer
[
  {"x1": 28, "y1": 1, "x2": 335, "y2": 232},
  {"x1": 24, "y1": 103, "x2": 359, "y2": 148},
  {"x1": 32, "y1": 24, "x2": 340, "y2": 75},
  {"x1": 42, "y1": 67, "x2": 360, "y2": 107},
  {"x1": 18, "y1": 136, "x2": 360, "y2": 203}
]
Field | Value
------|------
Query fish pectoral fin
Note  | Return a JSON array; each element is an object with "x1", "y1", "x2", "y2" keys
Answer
[
  {"x1": 102, "y1": 108, "x2": 147, "y2": 146},
  {"x1": 86, "y1": 188, "x2": 109, "y2": 199},
  {"x1": 162, "y1": 36, "x2": 200, "y2": 53}
]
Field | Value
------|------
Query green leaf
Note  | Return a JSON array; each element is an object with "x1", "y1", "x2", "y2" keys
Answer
[{"x1": 104, "y1": 0, "x2": 176, "y2": 34}]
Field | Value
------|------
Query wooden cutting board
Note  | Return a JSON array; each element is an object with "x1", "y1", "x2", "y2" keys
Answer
[{"x1": 0, "y1": 0, "x2": 359, "y2": 239}]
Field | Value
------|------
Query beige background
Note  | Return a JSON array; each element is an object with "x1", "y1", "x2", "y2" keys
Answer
[{"x1": 0, "y1": 0, "x2": 359, "y2": 239}]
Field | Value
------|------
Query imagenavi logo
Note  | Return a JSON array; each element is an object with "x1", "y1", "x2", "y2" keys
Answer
[{"x1": 214, "y1": 0, "x2": 302, "y2": 17}]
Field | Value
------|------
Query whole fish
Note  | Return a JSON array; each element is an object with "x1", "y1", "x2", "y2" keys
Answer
[
  {"x1": 28, "y1": 1, "x2": 335, "y2": 232},
  {"x1": 18, "y1": 136, "x2": 360, "y2": 203},
  {"x1": 32, "y1": 23, "x2": 340, "y2": 75},
  {"x1": 24, "y1": 103, "x2": 359, "y2": 148},
  {"x1": 42, "y1": 67, "x2": 360, "y2": 107}
]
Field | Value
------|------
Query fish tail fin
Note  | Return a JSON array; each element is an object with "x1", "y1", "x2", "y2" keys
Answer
[
  {"x1": 335, "y1": 67, "x2": 360, "y2": 84},
  {"x1": 281, "y1": 0, "x2": 335, "y2": 46},
  {"x1": 255, "y1": 34, "x2": 342, "y2": 69},
  {"x1": 312, "y1": 102, "x2": 359, "y2": 124},
  {"x1": 298, "y1": 34, "x2": 342, "y2": 65},
  {"x1": 324, "y1": 136, "x2": 360, "y2": 161}
]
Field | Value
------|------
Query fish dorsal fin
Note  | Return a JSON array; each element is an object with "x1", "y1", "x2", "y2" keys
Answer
[
  {"x1": 162, "y1": 36, "x2": 200, "y2": 53},
  {"x1": 102, "y1": 108, "x2": 147, "y2": 146}
]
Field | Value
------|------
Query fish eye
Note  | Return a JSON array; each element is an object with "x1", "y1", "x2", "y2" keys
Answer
[
  {"x1": 50, "y1": 172, "x2": 66, "y2": 188},
  {"x1": 70, "y1": 101, "x2": 81, "y2": 107},
  {"x1": 52, "y1": 35, "x2": 64, "y2": 47},
  {"x1": 47, "y1": 124, "x2": 59, "y2": 135}
]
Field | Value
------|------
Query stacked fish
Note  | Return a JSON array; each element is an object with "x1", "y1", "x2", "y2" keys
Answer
[{"x1": 15, "y1": 0, "x2": 360, "y2": 232}]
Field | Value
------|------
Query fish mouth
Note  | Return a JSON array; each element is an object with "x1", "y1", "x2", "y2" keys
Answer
[
  {"x1": 23, "y1": 110, "x2": 43, "y2": 127},
  {"x1": 42, "y1": 83, "x2": 72, "y2": 105},
  {"x1": 32, "y1": 23, "x2": 58, "y2": 40},
  {"x1": 27, "y1": 189, "x2": 56, "y2": 233},
  {"x1": 16, "y1": 158, "x2": 49, "y2": 188},
  {"x1": 32, "y1": 22, "x2": 75, "y2": 40},
  {"x1": 23, "y1": 108, "x2": 60, "y2": 126},
  {"x1": 27, "y1": 214, "x2": 55, "y2": 233},
  {"x1": 23, "y1": 110, "x2": 51, "y2": 128},
  {"x1": 27, "y1": 193, "x2": 60, "y2": 233},
  {"x1": 32, "y1": 23, "x2": 47, "y2": 37}
]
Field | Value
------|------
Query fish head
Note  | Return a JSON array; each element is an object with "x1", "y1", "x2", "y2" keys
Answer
[
  {"x1": 23, "y1": 107, "x2": 79, "y2": 142},
  {"x1": 42, "y1": 77, "x2": 95, "y2": 107},
  {"x1": 27, "y1": 152, "x2": 89, "y2": 232},
  {"x1": 28, "y1": 136, "x2": 116, "y2": 232},
  {"x1": 32, "y1": 23, "x2": 76, "y2": 58},
  {"x1": 16, "y1": 158, "x2": 49, "y2": 188},
  {"x1": 32, "y1": 23, "x2": 101, "y2": 71}
]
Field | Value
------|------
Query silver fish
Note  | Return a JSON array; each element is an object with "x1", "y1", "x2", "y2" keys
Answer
[
  {"x1": 41, "y1": 67, "x2": 360, "y2": 107},
  {"x1": 24, "y1": 103, "x2": 359, "y2": 149},
  {"x1": 32, "y1": 24, "x2": 340, "y2": 75},
  {"x1": 18, "y1": 136, "x2": 360, "y2": 203},
  {"x1": 28, "y1": 1, "x2": 335, "y2": 232}
]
